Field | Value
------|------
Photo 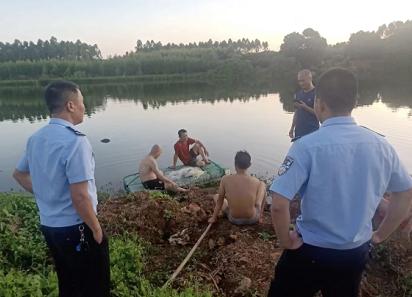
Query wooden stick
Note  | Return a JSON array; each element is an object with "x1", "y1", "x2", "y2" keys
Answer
[
  {"x1": 163, "y1": 223, "x2": 212, "y2": 288},
  {"x1": 208, "y1": 272, "x2": 220, "y2": 292}
]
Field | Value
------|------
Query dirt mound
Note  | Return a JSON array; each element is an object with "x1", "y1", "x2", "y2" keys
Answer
[
  {"x1": 99, "y1": 189, "x2": 279, "y2": 295},
  {"x1": 98, "y1": 189, "x2": 411, "y2": 296},
  {"x1": 362, "y1": 239, "x2": 412, "y2": 297}
]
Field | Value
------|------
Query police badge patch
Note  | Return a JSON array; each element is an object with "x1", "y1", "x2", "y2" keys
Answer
[{"x1": 278, "y1": 156, "x2": 294, "y2": 176}]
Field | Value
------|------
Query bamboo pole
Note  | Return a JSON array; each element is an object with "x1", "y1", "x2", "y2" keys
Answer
[{"x1": 163, "y1": 223, "x2": 213, "y2": 288}]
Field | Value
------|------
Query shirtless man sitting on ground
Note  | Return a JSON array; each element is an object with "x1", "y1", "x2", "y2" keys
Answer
[
  {"x1": 139, "y1": 145, "x2": 188, "y2": 193},
  {"x1": 209, "y1": 151, "x2": 266, "y2": 225},
  {"x1": 171, "y1": 129, "x2": 210, "y2": 169}
]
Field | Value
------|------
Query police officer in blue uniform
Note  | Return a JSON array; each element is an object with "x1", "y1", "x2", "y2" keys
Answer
[
  {"x1": 268, "y1": 68, "x2": 412, "y2": 297},
  {"x1": 13, "y1": 81, "x2": 110, "y2": 297},
  {"x1": 289, "y1": 69, "x2": 319, "y2": 141}
]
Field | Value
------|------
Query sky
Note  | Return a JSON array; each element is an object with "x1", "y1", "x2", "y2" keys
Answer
[{"x1": 0, "y1": 0, "x2": 411, "y2": 57}]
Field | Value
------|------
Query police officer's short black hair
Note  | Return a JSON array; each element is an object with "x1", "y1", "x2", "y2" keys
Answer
[
  {"x1": 235, "y1": 150, "x2": 251, "y2": 170},
  {"x1": 44, "y1": 80, "x2": 80, "y2": 114},
  {"x1": 178, "y1": 129, "x2": 187, "y2": 137},
  {"x1": 316, "y1": 68, "x2": 358, "y2": 113}
]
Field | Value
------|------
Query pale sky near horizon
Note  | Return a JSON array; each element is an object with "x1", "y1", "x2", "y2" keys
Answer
[{"x1": 0, "y1": 0, "x2": 411, "y2": 57}]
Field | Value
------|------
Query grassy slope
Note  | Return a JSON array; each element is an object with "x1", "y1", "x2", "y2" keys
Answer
[{"x1": 0, "y1": 193, "x2": 211, "y2": 297}]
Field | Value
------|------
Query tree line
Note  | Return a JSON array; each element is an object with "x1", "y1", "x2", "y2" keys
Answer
[
  {"x1": 0, "y1": 37, "x2": 101, "y2": 62},
  {"x1": 278, "y1": 21, "x2": 412, "y2": 82},
  {"x1": 0, "y1": 37, "x2": 268, "y2": 62},
  {"x1": 134, "y1": 38, "x2": 269, "y2": 54},
  {"x1": 0, "y1": 20, "x2": 411, "y2": 84}
]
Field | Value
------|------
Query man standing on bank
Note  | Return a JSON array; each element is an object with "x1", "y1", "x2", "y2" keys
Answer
[
  {"x1": 268, "y1": 68, "x2": 412, "y2": 297},
  {"x1": 13, "y1": 81, "x2": 110, "y2": 297},
  {"x1": 289, "y1": 69, "x2": 319, "y2": 141}
]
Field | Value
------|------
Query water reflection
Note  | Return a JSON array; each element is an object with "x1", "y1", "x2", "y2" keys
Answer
[
  {"x1": 0, "y1": 81, "x2": 411, "y2": 122},
  {"x1": 277, "y1": 81, "x2": 412, "y2": 113},
  {"x1": 1, "y1": 82, "x2": 411, "y2": 192}
]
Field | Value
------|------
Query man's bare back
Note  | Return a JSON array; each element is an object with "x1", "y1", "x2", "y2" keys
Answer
[
  {"x1": 139, "y1": 145, "x2": 188, "y2": 193},
  {"x1": 209, "y1": 151, "x2": 266, "y2": 225},
  {"x1": 222, "y1": 174, "x2": 264, "y2": 219},
  {"x1": 139, "y1": 155, "x2": 158, "y2": 182}
]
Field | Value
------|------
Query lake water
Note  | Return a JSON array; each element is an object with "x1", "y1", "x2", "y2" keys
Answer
[{"x1": 1, "y1": 82, "x2": 411, "y2": 192}]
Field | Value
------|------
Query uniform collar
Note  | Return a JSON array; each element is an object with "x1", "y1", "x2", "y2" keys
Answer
[
  {"x1": 49, "y1": 117, "x2": 75, "y2": 128},
  {"x1": 302, "y1": 87, "x2": 315, "y2": 93},
  {"x1": 321, "y1": 116, "x2": 356, "y2": 128}
]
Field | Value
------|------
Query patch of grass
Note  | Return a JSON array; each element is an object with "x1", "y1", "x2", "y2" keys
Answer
[
  {"x1": 0, "y1": 193, "x2": 48, "y2": 270},
  {"x1": 107, "y1": 233, "x2": 213, "y2": 296},
  {"x1": 0, "y1": 193, "x2": 212, "y2": 297},
  {"x1": 370, "y1": 243, "x2": 391, "y2": 269},
  {"x1": 401, "y1": 273, "x2": 412, "y2": 296},
  {"x1": 110, "y1": 234, "x2": 146, "y2": 296},
  {"x1": 164, "y1": 209, "x2": 174, "y2": 220},
  {"x1": 148, "y1": 191, "x2": 172, "y2": 200},
  {"x1": 258, "y1": 231, "x2": 275, "y2": 241},
  {"x1": 0, "y1": 268, "x2": 58, "y2": 297}
]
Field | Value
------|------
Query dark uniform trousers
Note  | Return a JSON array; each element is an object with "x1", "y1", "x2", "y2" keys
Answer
[
  {"x1": 41, "y1": 224, "x2": 110, "y2": 297},
  {"x1": 267, "y1": 242, "x2": 370, "y2": 297}
]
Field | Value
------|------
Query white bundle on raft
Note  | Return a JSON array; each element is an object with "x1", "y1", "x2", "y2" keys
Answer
[{"x1": 165, "y1": 167, "x2": 205, "y2": 181}]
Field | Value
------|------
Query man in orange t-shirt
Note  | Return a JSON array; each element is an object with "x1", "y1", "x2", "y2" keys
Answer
[{"x1": 171, "y1": 129, "x2": 210, "y2": 169}]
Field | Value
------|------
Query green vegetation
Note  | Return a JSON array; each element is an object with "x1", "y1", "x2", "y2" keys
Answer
[
  {"x1": 0, "y1": 47, "x2": 273, "y2": 83},
  {"x1": 0, "y1": 37, "x2": 273, "y2": 83},
  {"x1": 1, "y1": 20, "x2": 411, "y2": 85},
  {"x1": 148, "y1": 191, "x2": 174, "y2": 200},
  {"x1": 0, "y1": 37, "x2": 101, "y2": 62},
  {"x1": 401, "y1": 274, "x2": 412, "y2": 297},
  {"x1": 368, "y1": 241, "x2": 412, "y2": 296},
  {"x1": 257, "y1": 231, "x2": 276, "y2": 241},
  {"x1": 0, "y1": 193, "x2": 211, "y2": 297}
]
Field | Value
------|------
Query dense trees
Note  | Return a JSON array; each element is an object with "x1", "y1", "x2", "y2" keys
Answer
[
  {"x1": 0, "y1": 37, "x2": 101, "y2": 62},
  {"x1": 279, "y1": 20, "x2": 412, "y2": 82},
  {"x1": 0, "y1": 42, "x2": 274, "y2": 82},
  {"x1": 0, "y1": 20, "x2": 411, "y2": 83},
  {"x1": 134, "y1": 38, "x2": 269, "y2": 54},
  {"x1": 343, "y1": 20, "x2": 412, "y2": 81},
  {"x1": 0, "y1": 48, "x2": 252, "y2": 81},
  {"x1": 280, "y1": 28, "x2": 328, "y2": 68}
]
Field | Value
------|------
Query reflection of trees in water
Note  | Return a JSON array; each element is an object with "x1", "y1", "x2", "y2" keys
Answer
[
  {"x1": 0, "y1": 100, "x2": 48, "y2": 122},
  {"x1": 378, "y1": 85, "x2": 412, "y2": 110},
  {"x1": 0, "y1": 82, "x2": 276, "y2": 122},
  {"x1": 83, "y1": 82, "x2": 276, "y2": 109},
  {"x1": 0, "y1": 88, "x2": 107, "y2": 122},
  {"x1": 277, "y1": 80, "x2": 412, "y2": 113},
  {"x1": 0, "y1": 91, "x2": 48, "y2": 122},
  {"x1": 0, "y1": 81, "x2": 411, "y2": 122},
  {"x1": 355, "y1": 83, "x2": 412, "y2": 110}
]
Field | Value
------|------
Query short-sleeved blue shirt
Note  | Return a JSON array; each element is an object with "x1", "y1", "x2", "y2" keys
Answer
[
  {"x1": 294, "y1": 88, "x2": 319, "y2": 137},
  {"x1": 16, "y1": 118, "x2": 98, "y2": 227},
  {"x1": 270, "y1": 116, "x2": 412, "y2": 250}
]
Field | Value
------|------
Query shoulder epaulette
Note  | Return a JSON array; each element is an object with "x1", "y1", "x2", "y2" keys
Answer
[
  {"x1": 66, "y1": 126, "x2": 86, "y2": 136},
  {"x1": 360, "y1": 126, "x2": 385, "y2": 137},
  {"x1": 291, "y1": 132, "x2": 313, "y2": 142}
]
